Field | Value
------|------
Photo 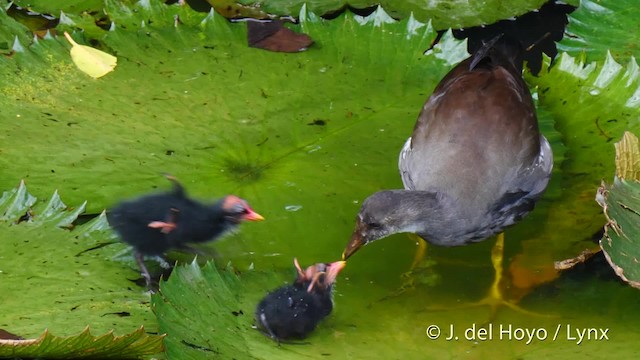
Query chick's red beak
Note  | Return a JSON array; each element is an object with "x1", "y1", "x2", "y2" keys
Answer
[
  {"x1": 243, "y1": 207, "x2": 264, "y2": 222},
  {"x1": 325, "y1": 260, "x2": 346, "y2": 285}
]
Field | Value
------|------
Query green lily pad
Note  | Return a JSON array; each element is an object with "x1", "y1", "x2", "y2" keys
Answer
[
  {"x1": 0, "y1": 326, "x2": 164, "y2": 359},
  {"x1": 523, "y1": 50, "x2": 640, "y2": 262},
  {"x1": 2, "y1": 0, "x2": 640, "y2": 358},
  {"x1": 559, "y1": 0, "x2": 639, "y2": 63},
  {"x1": 227, "y1": 0, "x2": 579, "y2": 30},
  {"x1": 11, "y1": 0, "x2": 581, "y2": 30},
  {"x1": 597, "y1": 132, "x2": 640, "y2": 289},
  {"x1": 10, "y1": 0, "x2": 131, "y2": 15},
  {"x1": 0, "y1": 182, "x2": 156, "y2": 339}
]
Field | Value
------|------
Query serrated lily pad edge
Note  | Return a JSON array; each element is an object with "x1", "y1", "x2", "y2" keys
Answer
[{"x1": 0, "y1": 326, "x2": 165, "y2": 358}]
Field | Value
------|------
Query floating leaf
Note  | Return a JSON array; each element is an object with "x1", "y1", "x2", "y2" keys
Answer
[
  {"x1": 597, "y1": 132, "x2": 640, "y2": 289},
  {"x1": 0, "y1": 182, "x2": 156, "y2": 339},
  {"x1": 0, "y1": 326, "x2": 164, "y2": 359},
  {"x1": 1, "y1": 0, "x2": 640, "y2": 358},
  {"x1": 247, "y1": 20, "x2": 313, "y2": 53},
  {"x1": 559, "y1": 0, "x2": 639, "y2": 62},
  {"x1": 153, "y1": 260, "x2": 353, "y2": 359},
  {"x1": 0, "y1": 180, "x2": 36, "y2": 220},
  {"x1": 214, "y1": 0, "x2": 579, "y2": 30},
  {"x1": 63, "y1": 31, "x2": 116, "y2": 78}
]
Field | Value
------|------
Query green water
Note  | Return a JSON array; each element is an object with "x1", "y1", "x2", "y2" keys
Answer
[{"x1": 204, "y1": 157, "x2": 640, "y2": 359}]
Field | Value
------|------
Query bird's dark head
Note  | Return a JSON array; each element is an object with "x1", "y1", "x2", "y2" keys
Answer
[
  {"x1": 344, "y1": 191, "x2": 398, "y2": 259},
  {"x1": 221, "y1": 195, "x2": 264, "y2": 224},
  {"x1": 343, "y1": 190, "x2": 436, "y2": 260},
  {"x1": 293, "y1": 258, "x2": 346, "y2": 293}
]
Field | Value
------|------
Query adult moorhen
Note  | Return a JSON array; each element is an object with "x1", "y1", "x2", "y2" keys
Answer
[
  {"x1": 343, "y1": 35, "x2": 553, "y2": 313},
  {"x1": 255, "y1": 259, "x2": 346, "y2": 342},
  {"x1": 107, "y1": 175, "x2": 264, "y2": 287}
]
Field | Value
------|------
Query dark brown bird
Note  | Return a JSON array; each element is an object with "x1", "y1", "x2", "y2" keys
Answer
[
  {"x1": 107, "y1": 176, "x2": 264, "y2": 287},
  {"x1": 343, "y1": 35, "x2": 552, "y2": 312},
  {"x1": 255, "y1": 259, "x2": 346, "y2": 342}
]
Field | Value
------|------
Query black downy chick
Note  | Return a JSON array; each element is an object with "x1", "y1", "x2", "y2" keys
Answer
[
  {"x1": 255, "y1": 258, "x2": 346, "y2": 342},
  {"x1": 107, "y1": 176, "x2": 264, "y2": 287}
]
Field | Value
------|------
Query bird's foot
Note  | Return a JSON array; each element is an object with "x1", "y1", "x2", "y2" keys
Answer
[
  {"x1": 152, "y1": 255, "x2": 173, "y2": 270},
  {"x1": 380, "y1": 234, "x2": 438, "y2": 299},
  {"x1": 133, "y1": 252, "x2": 167, "y2": 292},
  {"x1": 379, "y1": 259, "x2": 440, "y2": 301},
  {"x1": 424, "y1": 233, "x2": 554, "y2": 322},
  {"x1": 425, "y1": 286, "x2": 554, "y2": 324}
]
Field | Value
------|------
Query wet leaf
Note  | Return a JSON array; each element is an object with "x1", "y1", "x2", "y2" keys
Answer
[
  {"x1": 12, "y1": 0, "x2": 580, "y2": 30},
  {"x1": 206, "y1": 0, "x2": 274, "y2": 19},
  {"x1": 64, "y1": 31, "x2": 117, "y2": 78},
  {"x1": 11, "y1": 0, "x2": 125, "y2": 14},
  {"x1": 0, "y1": 326, "x2": 163, "y2": 359},
  {"x1": 559, "y1": 0, "x2": 639, "y2": 62},
  {"x1": 247, "y1": 20, "x2": 313, "y2": 53},
  {"x1": 153, "y1": 260, "x2": 350, "y2": 359},
  {"x1": 5, "y1": 2, "x2": 59, "y2": 32},
  {"x1": 0, "y1": 0, "x2": 639, "y2": 358},
  {"x1": 223, "y1": 0, "x2": 579, "y2": 30},
  {"x1": 0, "y1": 182, "x2": 156, "y2": 339},
  {"x1": 597, "y1": 132, "x2": 640, "y2": 289},
  {"x1": 523, "y1": 49, "x2": 640, "y2": 268}
]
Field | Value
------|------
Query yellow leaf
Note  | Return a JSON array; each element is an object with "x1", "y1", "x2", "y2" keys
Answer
[
  {"x1": 63, "y1": 32, "x2": 117, "y2": 78},
  {"x1": 614, "y1": 131, "x2": 640, "y2": 181}
]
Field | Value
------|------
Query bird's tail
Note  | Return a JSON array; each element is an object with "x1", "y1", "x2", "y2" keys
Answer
[{"x1": 469, "y1": 34, "x2": 524, "y2": 73}]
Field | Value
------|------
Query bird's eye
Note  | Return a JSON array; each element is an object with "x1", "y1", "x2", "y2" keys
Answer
[{"x1": 233, "y1": 204, "x2": 248, "y2": 214}]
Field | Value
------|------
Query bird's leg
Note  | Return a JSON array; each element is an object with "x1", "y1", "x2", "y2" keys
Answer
[
  {"x1": 380, "y1": 235, "x2": 435, "y2": 301},
  {"x1": 152, "y1": 255, "x2": 173, "y2": 270},
  {"x1": 410, "y1": 234, "x2": 428, "y2": 270},
  {"x1": 134, "y1": 251, "x2": 153, "y2": 288},
  {"x1": 397, "y1": 235, "x2": 429, "y2": 292},
  {"x1": 424, "y1": 233, "x2": 552, "y2": 321},
  {"x1": 486, "y1": 231, "x2": 506, "y2": 320}
]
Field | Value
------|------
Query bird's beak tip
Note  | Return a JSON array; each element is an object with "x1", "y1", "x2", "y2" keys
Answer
[
  {"x1": 325, "y1": 260, "x2": 347, "y2": 285},
  {"x1": 342, "y1": 233, "x2": 364, "y2": 260},
  {"x1": 331, "y1": 260, "x2": 347, "y2": 270},
  {"x1": 245, "y1": 210, "x2": 265, "y2": 222}
]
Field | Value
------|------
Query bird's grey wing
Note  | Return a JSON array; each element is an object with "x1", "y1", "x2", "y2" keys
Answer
[
  {"x1": 398, "y1": 137, "x2": 416, "y2": 190},
  {"x1": 489, "y1": 134, "x2": 553, "y2": 228},
  {"x1": 522, "y1": 135, "x2": 553, "y2": 199}
]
